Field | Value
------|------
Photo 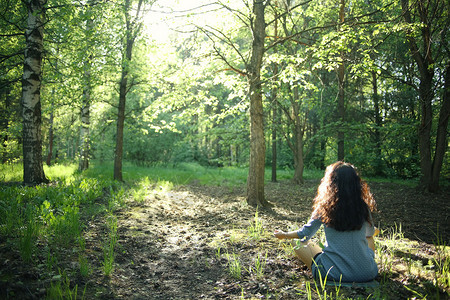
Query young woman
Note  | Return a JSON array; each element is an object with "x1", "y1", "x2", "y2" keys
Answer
[{"x1": 274, "y1": 161, "x2": 378, "y2": 283}]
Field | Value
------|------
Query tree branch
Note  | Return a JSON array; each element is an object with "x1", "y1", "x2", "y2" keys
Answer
[{"x1": 198, "y1": 25, "x2": 248, "y2": 76}]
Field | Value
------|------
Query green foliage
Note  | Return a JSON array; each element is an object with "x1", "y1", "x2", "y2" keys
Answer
[
  {"x1": 433, "y1": 230, "x2": 450, "y2": 290},
  {"x1": 19, "y1": 217, "x2": 39, "y2": 262},
  {"x1": 0, "y1": 162, "x2": 120, "y2": 293}
]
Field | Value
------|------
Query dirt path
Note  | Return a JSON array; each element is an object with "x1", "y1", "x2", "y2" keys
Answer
[
  {"x1": 82, "y1": 181, "x2": 449, "y2": 299},
  {"x1": 83, "y1": 183, "x2": 308, "y2": 299}
]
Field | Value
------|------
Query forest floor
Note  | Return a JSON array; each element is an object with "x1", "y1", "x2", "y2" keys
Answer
[{"x1": 2, "y1": 179, "x2": 449, "y2": 299}]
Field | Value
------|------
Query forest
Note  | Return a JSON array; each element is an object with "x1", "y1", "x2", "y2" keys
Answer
[{"x1": 0, "y1": 0, "x2": 449, "y2": 299}]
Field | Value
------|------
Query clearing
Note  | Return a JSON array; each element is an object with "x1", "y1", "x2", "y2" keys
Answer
[{"x1": 1, "y1": 179, "x2": 449, "y2": 299}]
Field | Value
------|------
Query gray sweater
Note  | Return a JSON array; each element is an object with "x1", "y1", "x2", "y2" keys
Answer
[{"x1": 297, "y1": 218, "x2": 378, "y2": 282}]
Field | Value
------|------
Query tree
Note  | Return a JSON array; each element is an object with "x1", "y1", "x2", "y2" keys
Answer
[
  {"x1": 271, "y1": 0, "x2": 314, "y2": 184},
  {"x1": 400, "y1": 0, "x2": 449, "y2": 191},
  {"x1": 199, "y1": 0, "x2": 270, "y2": 206},
  {"x1": 336, "y1": 0, "x2": 345, "y2": 161},
  {"x1": 21, "y1": 0, "x2": 48, "y2": 185},
  {"x1": 282, "y1": 85, "x2": 308, "y2": 184},
  {"x1": 114, "y1": 0, "x2": 146, "y2": 181},
  {"x1": 78, "y1": 1, "x2": 95, "y2": 172},
  {"x1": 270, "y1": 6, "x2": 279, "y2": 183},
  {"x1": 246, "y1": 0, "x2": 269, "y2": 207}
]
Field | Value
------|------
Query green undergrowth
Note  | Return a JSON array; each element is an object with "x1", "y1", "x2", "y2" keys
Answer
[
  {"x1": 0, "y1": 160, "x2": 419, "y2": 188},
  {"x1": 83, "y1": 161, "x2": 325, "y2": 187},
  {"x1": 0, "y1": 163, "x2": 126, "y2": 299}
]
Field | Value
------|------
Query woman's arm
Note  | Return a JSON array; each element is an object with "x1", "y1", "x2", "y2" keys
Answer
[
  {"x1": 275, "y1": 218, "x2": 322, "y2": 241},
  {"x1": 366, "y1": 228, "x2": 379, "y2": 251},
  {"x1": 366, "y1": 236, "x2": 375, "y2": 251},
  {"x1": 274, "y1": 230, "x2": 299, "y2": 239}
]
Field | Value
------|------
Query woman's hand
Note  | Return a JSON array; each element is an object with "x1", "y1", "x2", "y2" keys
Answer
[{"x1": 274, "y1": 230, "x2": 286, "y2": 239}]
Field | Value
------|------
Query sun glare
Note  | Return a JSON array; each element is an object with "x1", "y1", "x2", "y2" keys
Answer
[{"x1": 143, "y1": 0, "x2": 236, "y2": 43}]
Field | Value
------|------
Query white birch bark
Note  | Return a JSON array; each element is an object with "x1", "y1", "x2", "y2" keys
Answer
[{"x1": 22, "y1": 0, "x2": 47, "y2": 184}]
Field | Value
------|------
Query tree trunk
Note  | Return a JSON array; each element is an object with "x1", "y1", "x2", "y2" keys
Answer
[
  {"x1": 417, "y1": 72, "x2": 434, "y2": 189},
  {"x1": 114, "y1": 49, "x2": 130, "y2": 182},
  {"x1": 271, "y1": 17, "x2": 279, "y2": 183},
  {"x1": 1, "y1": 85, "x2": 11, "y2": 163},
  {"x1": 113, "y1": 0, "x2": 143, "y2": 181},
  {"x1": 79, "y1": 76, "x2": 90, "y2": 171},
  {"x1": 22, "y1": 0, "x2": 48, "y2": 185},
  {"x1": 372, "y1": 70, "x2": 383, "y2": 175},
  {"x1": 79, "y1": 4, "x2": 94, "y2": 172},
  {"x1": 271, "y1": 98, "x2": 278, "y2": 183},
  {"x1": 430, "y1": 63, "x2": 450, "y2": 192},
  {"x1": 320, "y1": 137, "x2": 326, "y2": 170},
  {"x1": 291, "y1": 86, "x2": 305, "y2": 184},
  {"x1": 46, "y1": 46, "x2": 59, "y2": 167},
  {"x1": 292, "y1": 129, "x2": 304, "y2": 184},
  {"x1": 46, "y1": 103, "x2": 54, "y2": 166},
  {"x1": 337, "y1": 0, "x2": 345, "y2": 161},
  {"x1": 246, "y1": 0, "x2": 268, "y2": 207},
  {"x1": 401, "y1": 0, "x2": 441, "y2": 191}
]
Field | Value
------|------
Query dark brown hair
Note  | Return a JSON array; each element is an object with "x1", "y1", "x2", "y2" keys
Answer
[{"x1": 312, "y1": 161, "x2": 376, "y2": 231}]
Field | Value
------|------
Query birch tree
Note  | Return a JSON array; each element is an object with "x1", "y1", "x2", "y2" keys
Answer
[
  {"x1": 78, "y1": 1, "x2": 95, "y2": 172},
  {"x1": 21, "y1": 0, "x2": 48, "y2": 185}
]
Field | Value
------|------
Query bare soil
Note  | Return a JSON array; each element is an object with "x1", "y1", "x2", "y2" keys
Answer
[{"x1": 1, "y1": 180, "x2": 449, "y2": 299}]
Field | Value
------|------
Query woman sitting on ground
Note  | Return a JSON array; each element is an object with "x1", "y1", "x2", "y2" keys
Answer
[{"x1": 274, "y1": 161, "x2": 378, "y2": 283}]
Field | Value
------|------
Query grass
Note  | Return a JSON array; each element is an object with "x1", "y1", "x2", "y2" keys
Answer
[
  {"x1": 366, "y1": 176, "x2": 419, "y2": 187},
  {"x1": 252, "y1": 252, "x2": 267, "y2": 279},
  {"x1": 0, "y1": 162, "x2": 78, "y2": 182},
  {"x1": 102, "y1": 214, "x2": 118, "y2": 276},
  {"x1": 19, "y1": 218, "x2": 38, "y2": 262},
  {"x1": 247, "y1": 210, "x2": 265, "y2": 240},
  {"x1": 0, "y1": 160, "x2": 423, "y2": 189},
  {"x1": 226, "y1": 252, "x2": 242, "y2": 279},
  {"x1": 84, "y1": 161, "x2": 322, "y2": 187},
  {"x1": 0, "y1": 162, "x2": 123, "y2": 298},
  {"x1": 46, "y1": 271, "x2": 86, "y2": 300}
]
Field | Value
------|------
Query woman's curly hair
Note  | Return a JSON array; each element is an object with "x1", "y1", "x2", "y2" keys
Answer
[{"x1": 312, "y1": 161, "x2": 376, "y2": 231}]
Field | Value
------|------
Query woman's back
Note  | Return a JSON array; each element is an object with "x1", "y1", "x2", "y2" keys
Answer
[{"x1": 315, "y1": 221, "x2": 378, "y2": 282}]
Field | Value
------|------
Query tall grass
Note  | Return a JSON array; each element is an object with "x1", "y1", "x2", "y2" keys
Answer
[
  {"x1": 433, "y1": 229, "x2": 450, "y2": 290},
  {"x1": 0, "y1": 162, "x2": 122, "y2": 296},
  {"x1": 226, "y1": 252, "x2": 242, "y2": 279},
  {"x1": 247, "y1": 210, "x2": 265, "y2": 240},
  {"x1": 102, "y1": 214, "x2": 118, "y2": 276},
  {"x1": 19, "y1": 218, "x2": 38, "y2": 262}
]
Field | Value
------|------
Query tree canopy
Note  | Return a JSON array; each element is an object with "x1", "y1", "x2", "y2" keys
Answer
[{"x1": 0, "y1": 0, "x2": 448, "y2": 196}]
